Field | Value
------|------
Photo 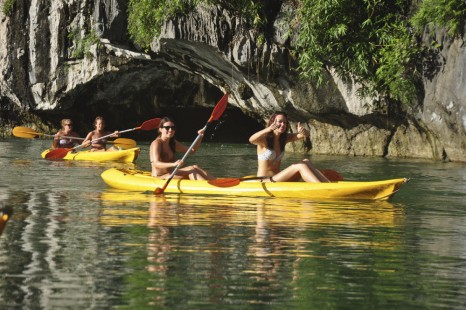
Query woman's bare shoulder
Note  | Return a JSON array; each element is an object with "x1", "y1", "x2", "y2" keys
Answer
[{"x1": 150, "y1": 138, "x2": 161, "y2": 146}]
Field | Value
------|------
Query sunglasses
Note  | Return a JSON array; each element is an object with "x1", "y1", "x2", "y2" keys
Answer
[
  {"x1": 65, "y1": 124, "x2": 73, "y2": 126},
  {"x1": 161, "y1": 126, "x2": 176, "y2": 130}
]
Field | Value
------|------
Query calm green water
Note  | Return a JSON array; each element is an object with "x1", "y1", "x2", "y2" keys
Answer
[{"x1": 1, "y1": 138, "x2": 466, "y2": 309}]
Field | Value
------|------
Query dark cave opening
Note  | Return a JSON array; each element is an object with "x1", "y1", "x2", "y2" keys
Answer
[
  {"x1": 133, "y1": 106, "x2": 264, "y2": 144},
  {"x1": 39, "y1": 105, "x2": 264, "y2": 145},
  {"x1": 34, "y1": 69, "x2": 264, "y2": 144}
]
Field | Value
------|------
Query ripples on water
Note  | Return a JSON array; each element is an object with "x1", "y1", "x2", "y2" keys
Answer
[{"x1": 1, "y1": 139, "x2": 466, "y2": 308}]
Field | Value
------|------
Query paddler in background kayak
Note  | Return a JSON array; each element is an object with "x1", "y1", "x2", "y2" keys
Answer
[
  {"x1": 82, "y1": 116, "x2": 119, "y2": 151},
  {"x1": 52, "y1": 118, "x2": 81, "y2": 149},
  {"x1": 150, "y1": 117, "x2": 215, "y2": 180},
  {"x1": 249, "y1": 111, "x2": 330, "y2": 183}
]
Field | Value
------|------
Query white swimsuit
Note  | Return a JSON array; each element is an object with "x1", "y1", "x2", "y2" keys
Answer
[
  {"x1": 59, "y1": 138, "x2": 76, "y2": 148},
  {"x1": 258, "y1": 148, "x2": 284, "y2": 162}
]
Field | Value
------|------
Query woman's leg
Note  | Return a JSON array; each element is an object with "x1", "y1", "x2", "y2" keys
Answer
[
  {"x1": 190, "y1": 165, "x2": 215, "y2": 180},
  {"x1": 301, "y1": 159, "x2": 330, "y2": 182},
  {"x1": 271, "y1": 162, "x2": 322, "y2": 182},
  {"x1": 177, "y1": 165, "x2": 215, "y2": 180}
]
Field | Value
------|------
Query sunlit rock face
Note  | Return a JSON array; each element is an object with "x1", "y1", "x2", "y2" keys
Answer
[
  {"x1": 152, "y1": 3, "x2": 465, "y2": 161},
  {"x1": 0, "y1": 1, "x2": 464, "y2": 161},
  {"x1": 418, "y1": 29, "x2": 466, "y2": 162},
  {"x1": 0, "y1": 0, "x2": 223, "y2": 137}
]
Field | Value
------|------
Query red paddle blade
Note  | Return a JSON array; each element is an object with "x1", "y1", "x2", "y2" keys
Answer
[
  {"x1": 140, "y1": 118, "x2": 161, "y2": 131},
  {"x1": 320, "y1": 169, "x2": 344, "y2": 182},
  {"x1": 154, "y1": 187, "x2": 164, "y2": 195},
  {"x1": 208, "y1": 178, "x2": 241, "y2": 187},
  {"x1": 208, "y1": 94, "x2": 228, "y2": 122},
  {"x1": 44, "y1": 148, "x2": 71, "y2": 160}
]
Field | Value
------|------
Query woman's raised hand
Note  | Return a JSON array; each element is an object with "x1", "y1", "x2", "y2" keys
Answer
[
  {"x1": 269, "y1": 122, "x2": 280, "y2": 131},
  {"x1": 297, "y1": 122, "x2": 310, "y2": 137}
]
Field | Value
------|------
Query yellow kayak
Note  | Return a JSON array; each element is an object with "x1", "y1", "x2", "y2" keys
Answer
[
  {"x1": 101, "y1": 168, "x2": 409, "y2": 200},
  {"x1": 41, "y1": 147, "x2": 140, "y2": 163}
]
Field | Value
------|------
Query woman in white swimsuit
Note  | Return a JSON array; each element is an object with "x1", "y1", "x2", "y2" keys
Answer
[
  {"x1": 249, "y1": 112, "x2": 329, "y2": 182},
  {"x1": 52, "y1": 119, "x2": 81, "y2": 149}
]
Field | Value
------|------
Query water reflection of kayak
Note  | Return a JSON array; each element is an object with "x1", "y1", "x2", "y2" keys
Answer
[
  {"x1": 101, "y1": 168, "x2": 408, "y2": 200},
  {"x1": 41, "y1": 147, "x2": 140, "y2": 163},
  {"x1": 99, "y1": 189, "x2": 401, "y2": 229}
]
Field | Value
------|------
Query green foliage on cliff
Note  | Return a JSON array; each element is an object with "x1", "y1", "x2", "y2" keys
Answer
[
  {"x1": 127, "y1": 0, "x2": 264, "y2": 49},
  {"x1": 67, "y1": 29, "x2": 100, "y2": 59},
  {"x1": 2, "y1": 0, "x2": 16, "y2": 16},
  {"x1": 296, "y1": 0, "x2": 466, "y2": 108},
  {"x1": 127, "y1": 0, "x2": 204, "y2": 48},
  {"x1": 411, "y1": 0, "x2": 466, "y2": 37},
  {"x1": 126, "y1": 0, "x2": 465, "y2": 108},
  {"x1": 213, "y1": 0, "x2": 265, "y2": 28},
  {"x1": 296, "y1": 0, "x2": 423, "y2": 108}
]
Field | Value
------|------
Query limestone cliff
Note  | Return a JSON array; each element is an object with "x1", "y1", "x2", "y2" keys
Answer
[{"x1": 0, "y1": 0, "x2": 465, "y2": 161}]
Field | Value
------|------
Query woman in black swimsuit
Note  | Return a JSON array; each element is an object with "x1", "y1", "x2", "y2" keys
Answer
[{"x1": 149, "y1": 117, "x2": 214, "y2": 180}]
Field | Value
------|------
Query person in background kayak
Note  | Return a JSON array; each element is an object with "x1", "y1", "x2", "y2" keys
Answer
[
  {"x1": 249, "y1": 111, "x2": 330, "y2": 183},
  {"x1": 82, "y1": 116, "x2": 119, "y2": 151},
  {"x1": 52, "y1": 118, "x2": 81, "y2": 149},
  {"x1": 150, "y1": 117, "x2": 215, "y2": 180}
]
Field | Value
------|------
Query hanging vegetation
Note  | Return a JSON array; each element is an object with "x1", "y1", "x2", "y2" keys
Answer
[{"x1": 126, "y1": 0, "x2": 466, "y2": 110}]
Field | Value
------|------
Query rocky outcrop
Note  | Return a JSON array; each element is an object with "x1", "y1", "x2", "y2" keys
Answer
[
  {"x1": 0, "y1": 0, "x2": 221, "y2": 137},
  {"x1": 417, "y1": 29, "x2": 466, "y2": 161},
  {"x1": 1, "y1": 1, "x2": 465, "y2": 161},
  {"x1": 151, "y1": 3, "x2": 465, "y2": 161}
]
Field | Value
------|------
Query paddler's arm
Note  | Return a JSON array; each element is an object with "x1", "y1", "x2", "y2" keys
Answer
[
  {"x1": 249, "y1": 123, "x2": 277, "y2": 146},
  {"x1": 81, "y1": 132, "x2": 93, "y2": 148},
  {"x1": 52, "y1": 131, "x2": 60, "y2": 149},
  {"x1": 190, "y1": 128, "x2": 206, "y2": 153}
]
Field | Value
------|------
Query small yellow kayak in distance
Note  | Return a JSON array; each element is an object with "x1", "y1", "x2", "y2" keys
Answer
[
  {"x1": 101, "y1": 168, "x2": 409, "y2": 200},
  {"x1": 41, "y1": 147, "x2": 140, "y2": 163}
]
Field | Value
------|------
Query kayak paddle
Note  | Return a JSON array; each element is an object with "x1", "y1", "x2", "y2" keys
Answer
[
  {"x1": 208, "y1": 169, "x2": 344, "y2": 187},
  {"x1": 320, "y1": 169, "x2": 344, "y2": 182},
  {"x1": 107, "y1": 138, "x2": 138, "y2": 149},
  {"x1": 45, "y1": 118, "x2": 161, "y2": 160},
  {"x1": 13, "y1": 126, "x2": 137, "y2": 150},
  {"x1": 12, "y1": 126, "x2": 82, "y2": 140},
  {"x1": 154, "y1": 94, "x2": 229, "y2": 195}
]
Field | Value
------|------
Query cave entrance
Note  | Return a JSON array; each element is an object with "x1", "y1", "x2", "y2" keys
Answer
[
  {"x1": 136, "y1": 105, "x2": 264, "y2": 144},
  {"x1": 41, "y1": 104, "x2": 263, "y2": 144},
  {"x1": 39, "y1": 67, "x2": 264, "y2": 144}
]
